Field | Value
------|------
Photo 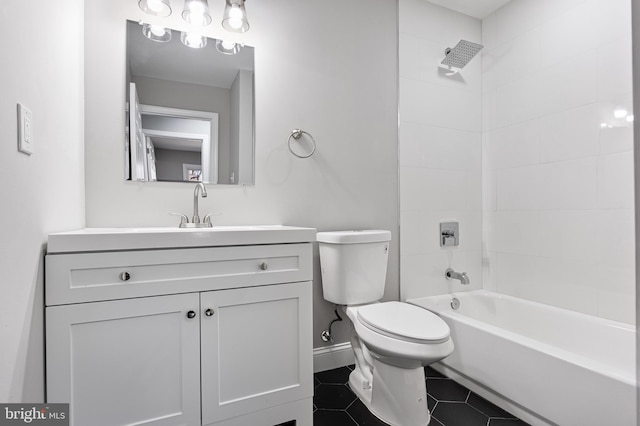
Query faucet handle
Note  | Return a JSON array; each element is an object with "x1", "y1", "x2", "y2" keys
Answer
[
  {"x1": 169, "y1": 213, "x2": 189, "y2": 228},
  {"x1": 202, "y1": 212, "x2": 222, "y2": 227}
]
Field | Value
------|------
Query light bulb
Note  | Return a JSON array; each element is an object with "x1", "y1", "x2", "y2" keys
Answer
[
  {"x1": 614, "y1": 107, "x2": 628, "y2": 119},
  {"x1": 189, "y1": 1, "x2": 205, "y2": 16},
  {"x1": 147, "y1": 0, "x2": 165, "y2": 12},
  {"x1": 221, "y1": 40, "x2": 236, "y2": 50},
  {"x1": 149, "y1": 25, "x2": 166, "y2": 37},
  {"x1": 227, "y1": 6, "x2": 243, "y2": 29},
  {"x1": 186, "y1": 34, "x2": 200, "y2": 45},
  {"x1": 626, "y1": 114, "x2": 634, "y2": 122},
  {"x1": 181, "y1": 31, "x2": 207, "y2": 48}
]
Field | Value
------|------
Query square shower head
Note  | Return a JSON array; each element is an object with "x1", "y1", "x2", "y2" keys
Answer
[{"x1": 441, "y1": 40, "x2": 484, "y2": 69}]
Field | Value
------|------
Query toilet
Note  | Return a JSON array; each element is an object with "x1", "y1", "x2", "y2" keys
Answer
[{"x1": 317, "y1": 230, "x2": 454, "y2": 426}]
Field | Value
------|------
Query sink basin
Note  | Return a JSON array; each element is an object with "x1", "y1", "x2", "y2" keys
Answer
[{"x1": 47, "y1": 225, "x2": 317, "y2": 253}]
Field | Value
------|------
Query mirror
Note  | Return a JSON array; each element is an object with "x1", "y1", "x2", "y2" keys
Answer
[{"x1": 126, "y1": 20, "x2": 255, "y2": 184}]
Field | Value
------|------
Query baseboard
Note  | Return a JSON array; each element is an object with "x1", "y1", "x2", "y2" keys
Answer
[{"x1": 313, "y1": 342, "x2": 354, "y2": 373}]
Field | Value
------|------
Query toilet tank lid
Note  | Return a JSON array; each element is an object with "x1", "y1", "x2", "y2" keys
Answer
[{"x1": 316, "y1": 230, "x2": 391, "y2": 244}]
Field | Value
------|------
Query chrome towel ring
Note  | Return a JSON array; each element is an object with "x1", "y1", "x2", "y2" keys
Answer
[{"x1": 287, "y1": 129, "x2": 316, "y2": 158}]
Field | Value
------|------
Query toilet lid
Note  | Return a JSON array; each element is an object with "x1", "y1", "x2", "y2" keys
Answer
[{"x1": 357, "y1": 301, "x2": 450, "y2": 343}]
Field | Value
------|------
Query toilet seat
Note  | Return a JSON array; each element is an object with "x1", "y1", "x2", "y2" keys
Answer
[{"x1": 356, "y1": 301, "x2": 450, "y2": 344}]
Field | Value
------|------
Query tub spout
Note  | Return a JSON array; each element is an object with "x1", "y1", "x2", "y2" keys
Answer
[{"x1": 445, "y1": 268, "x2": 470, "y2": 285}]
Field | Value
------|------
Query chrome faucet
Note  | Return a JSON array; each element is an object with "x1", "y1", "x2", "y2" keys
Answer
[
  {"x1": 192, "y1": 183, "x2": 207, "y2": 224},
  {"x1": 170, "y1": 183, "x2": 213, "y2": 228},
  {"x1": 445, "y1": 268, "x2": 470, "y2": 285}
]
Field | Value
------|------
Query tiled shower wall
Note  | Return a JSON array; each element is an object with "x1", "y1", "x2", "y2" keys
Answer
[
  {"x1": 400, "y1": 0, "x2": 635, "y2": 324},
  {"x1": 482, "y1": 0, "x2": 635, "y2": 324},
  {"x1": 399, "y1": 0, "x2": 483, "y2": 300}
]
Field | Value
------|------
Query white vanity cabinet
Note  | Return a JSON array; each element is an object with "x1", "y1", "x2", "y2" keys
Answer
[{"x1": 45, "y1": 227, "x2": 315, "y2": 426}]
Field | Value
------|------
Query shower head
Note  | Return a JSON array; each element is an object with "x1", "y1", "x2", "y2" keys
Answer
[{"x1": 441, "y1": 40, "x2": 484, "y2": 69}]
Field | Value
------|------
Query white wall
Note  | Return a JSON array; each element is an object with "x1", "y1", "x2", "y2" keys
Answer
[
  {"x1": 84, "y1": 0, "x2": 398, "y2": 348},
  {"x1": 483, "y1": 0, "x2": 635, "y2": 323},
  {"x1": 399, "y1": 0, "x2": 484, "y2": 300},
  {"x1": 0, "y1": 0, "x2": 85, "y2": 401}
]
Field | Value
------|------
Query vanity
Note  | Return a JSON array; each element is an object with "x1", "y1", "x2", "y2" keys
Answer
[{"x1": 45, "y1": 226, "x2": 315, "y2": 426}]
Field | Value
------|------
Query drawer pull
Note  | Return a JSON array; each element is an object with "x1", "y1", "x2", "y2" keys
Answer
[
  {"x1": 186, "y1": 310, "x2": 197, "y2": 319},
  {"x1": 259, "y1": 262, "x2": 268, "y2": 271},
  {"x1": 205, "y1": 308, "x2": 215, "y2": 317},
  {"x1": 119, "y1": 271, "x2": 131, "y2": 281}
]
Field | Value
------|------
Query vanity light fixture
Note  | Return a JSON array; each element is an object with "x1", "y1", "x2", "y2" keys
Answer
[
  {"x1": 215, "y1": 39, "x2": 242, "y2": 55},
  {"x1": 138, "y1": 0, "x2": 172, "y2": 17},
  {"x1": 222, "y1": 0, "x2": 249, "y2": 33},
  {"x1": 182, "y1": 0, "x2": 212, "y2": 26},
  {"x1": 180, "y1": 31, "x2": 207, "y2": 48},
  {"x1": 142, "y1": 23, "x2": 172, "y2": 42}
]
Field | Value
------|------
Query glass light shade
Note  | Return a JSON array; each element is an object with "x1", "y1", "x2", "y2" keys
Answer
[
  {"x1": 222, "y1": 0, "x2": 249, "y2": 33},
  {"x1": 142, "y1": 24, "x2": 172, "y2": 42},
  {"x1": 138, "y1": 0, "x2": 172, "y2": 17},
  {"x1": 215, "y1": 39, "x2": 242, "y2": 55},
  {"x1": 182, "y1": 0, "x2": 212, "y2": 26},
  {"x1": 180, "y1": 31, "x2": 207, "y2": 48}
]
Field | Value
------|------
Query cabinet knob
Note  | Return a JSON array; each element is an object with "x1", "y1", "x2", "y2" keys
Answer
[
  {"x1": 205, "y1": 308, "x2": 214, "y2": 317},
  {"x1": 259, "y1": 262, "x2": 268, "y2": 271},
  {"x1": 119, "y1": 271, "x2": 131, "y2": 281},
  {"x1": 186, "y1": 310, "x2": 197, "y2": 319}
]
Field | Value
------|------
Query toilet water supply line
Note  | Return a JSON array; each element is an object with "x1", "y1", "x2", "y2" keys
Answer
[{"x1": 320, "y1": 307, "x2": 343, "y2": 342}]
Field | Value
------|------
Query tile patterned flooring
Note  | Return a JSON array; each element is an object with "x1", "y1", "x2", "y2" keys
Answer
[{"x1": 313, "y1": 365, "x2": 529, "y2": 426}]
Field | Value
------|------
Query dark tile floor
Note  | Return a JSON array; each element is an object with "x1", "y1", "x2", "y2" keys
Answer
[{"x1": 313, "y1": 365, "x2": 529, "y2": 426}]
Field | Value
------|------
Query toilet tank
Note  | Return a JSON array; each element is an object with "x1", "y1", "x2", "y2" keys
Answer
[{"x1": 317, "y1": 230, "x2": 391, "y2": 305}]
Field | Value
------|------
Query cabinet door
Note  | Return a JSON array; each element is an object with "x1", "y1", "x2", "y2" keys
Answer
[
  {"x1": 46, "y1": 293, "x2": 201, "y2": 426},
  {"x1": 201, "y1": 282, "x2": 313, "y2": 425}
]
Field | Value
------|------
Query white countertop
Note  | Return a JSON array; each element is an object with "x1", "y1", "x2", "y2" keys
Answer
[{"x1": 47, "y1": 225, "x2": 317, "y2": 253}]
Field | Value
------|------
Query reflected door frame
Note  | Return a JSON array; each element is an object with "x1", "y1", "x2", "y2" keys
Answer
[{"x1": 139, "y1": 104, "x2": 219, "y2": 184}]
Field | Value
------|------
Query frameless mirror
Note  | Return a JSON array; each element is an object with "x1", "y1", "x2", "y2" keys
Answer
[{"x1": 126, "y1": 20, "x2": 255, "y2": 184}]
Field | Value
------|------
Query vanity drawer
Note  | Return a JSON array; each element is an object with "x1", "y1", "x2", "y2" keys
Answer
[{"x1": 46, "y1": 243, "x2": 312, "y2": 306}]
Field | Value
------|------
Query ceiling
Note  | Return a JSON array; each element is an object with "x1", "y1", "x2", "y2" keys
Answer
[{"x1": 427, "y1": 0, "x2": 512, "y2": 19}]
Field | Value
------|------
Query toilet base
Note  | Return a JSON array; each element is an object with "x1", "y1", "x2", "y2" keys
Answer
[{"x1": 349, "y1": 357, "x2": 431, "y2": 426}]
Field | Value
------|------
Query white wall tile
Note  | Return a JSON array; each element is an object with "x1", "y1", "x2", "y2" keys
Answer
[
  {"x1": 482, "y1": 139, "x2": 498, "y2": 213},
  {"x1": 537, "y1": 1, "x2": 597, "y2": 69},
  {"x1": 399, "y1": 0, "x2": 481, "y2": 44},
  {"x1": 496, "y1": 165, "x2": 543, "y2": 211},
  {"x1": 403, "y1": 168, "x2": 481, "y2": 212},
  {"x1": 539, "y1": 158, "x2": 597, "y2": 210},
  {"x1": 537, "y1": 51, "x2": 598, "y2": 117},
  {"x1": 480, "y1": 0, "x2": 633, "y2": 322},
  {"x1": 538, "y1": 210, "x2": 599, "y2": 262},
  {"x1": 538, "y1": 104, "x2": 601, "y2": 163},
  {"x1": 485, "y1": 119, "x2": 540, "y2": 169},
  {"x1": 400, "y1": 122, "x2": 481, "y2": 170},
  {"x1": 597, "y1": 209, "x2": 636, "y2": 268},
  {"x1": 600, "y1": 126, "x2": 633, "y2": 155},
  {"x1": 486, "y1": 211, "x2": 542, "y2": 256},
  {"x1": 596, "y1": 264, "x2": 635, "y2": 323},
  {"x1": 597, "y1": 151, "x2": 634, "y2": 209},
  {"x1": 482, "y1": 28, "x2": 541, "y2": 93},
  {"x1": 400, "y1": 78, "x2": 482, "y2": 131},
  {"x1": 591, "y1": 0, "x2": 632, "y2": 48},
  {"x1": 597, "y1": 36, "x2": 633, "y2": 100}
]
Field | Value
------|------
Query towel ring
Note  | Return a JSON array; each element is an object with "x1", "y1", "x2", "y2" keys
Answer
[{"x1": 288, "y1": 129, "x2": 316, "y2": 159}]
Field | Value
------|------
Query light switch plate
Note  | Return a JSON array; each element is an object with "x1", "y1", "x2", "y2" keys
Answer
[{"x1": 17, "y1": 103, "x2": 33, "y2": 155}]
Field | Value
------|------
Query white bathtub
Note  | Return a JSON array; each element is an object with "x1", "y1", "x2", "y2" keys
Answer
[{"x1": 409, "y1": 290, "x2": 636, "y2": 426}]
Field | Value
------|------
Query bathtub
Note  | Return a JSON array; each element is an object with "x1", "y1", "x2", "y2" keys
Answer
[{"x1": 408, "y1": 290, "x2": 636, "y2": 426}]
